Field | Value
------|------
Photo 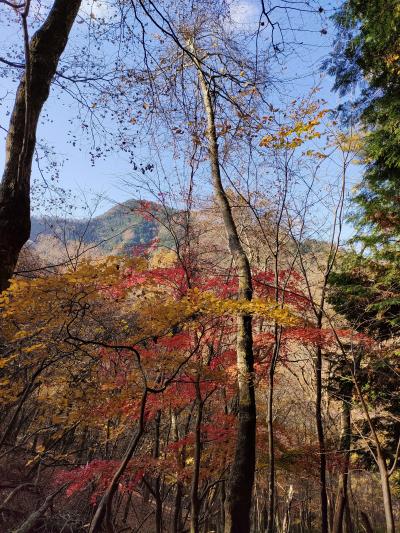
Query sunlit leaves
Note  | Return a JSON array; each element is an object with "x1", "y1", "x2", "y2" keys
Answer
[{"x1": 259, "y1": 102, "x2": 328, "y2": 151}]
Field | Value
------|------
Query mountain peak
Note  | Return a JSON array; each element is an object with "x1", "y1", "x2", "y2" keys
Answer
[{"x1": 30, "y1": 199, "x2": 173, "y2": 254}]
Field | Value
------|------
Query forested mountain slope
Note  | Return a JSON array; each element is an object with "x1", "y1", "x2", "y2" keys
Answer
[{"x1": 30, "y1": 200, "x2": 175, "y2": 254}]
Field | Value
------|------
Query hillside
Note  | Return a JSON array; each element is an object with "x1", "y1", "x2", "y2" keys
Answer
[{"x1": 30, "y1": 199, "x2": 175, "y2": 254}]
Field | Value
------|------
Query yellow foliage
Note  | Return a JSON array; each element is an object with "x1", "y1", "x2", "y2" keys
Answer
[
  {"x1": 0, "y1": 355, "x2": 15, "y2": 368},
  {"x1": 259, "y1": 101, "x2": 328, "y2": 151},
  {"x1": 186, "y1": 289, "x2": 297, "y2": 325},
  {"x1": 331, "y1": 130, "x2": 365, "y2": 154},
  {"x1": 0, "y1": 255, "x2": 298, "y2": 439},
  {"x1": 22, "y1": 343, "x2": 45, "y2": 353},
  {"x1": 149, "y1": 249, "x2": 178, "y2": 268}
]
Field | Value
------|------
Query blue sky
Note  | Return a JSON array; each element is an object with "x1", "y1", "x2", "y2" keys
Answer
[{"x1": 0, "y1": 0, "x2": 359, "y2": 233}]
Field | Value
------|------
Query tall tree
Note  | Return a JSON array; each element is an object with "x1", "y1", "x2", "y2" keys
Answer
[
  {"x1": 122, "y1": 3, "x2": 270, "y2": 527},
  {"x1": 328, "y1": 262, "x2": 400, "y2": 533},
  {"x1": 326, "y1": 0, "x2": 400, "y2": 251},
  {"x1": 193, "y1": 47, "x2": 256, "y2": 533},
  {"x1": 327, "y1": 7, "x2": 400, "y2": 529},
  {"x1": 0, "y1": 0, "x2": 82, "y2": 291}
]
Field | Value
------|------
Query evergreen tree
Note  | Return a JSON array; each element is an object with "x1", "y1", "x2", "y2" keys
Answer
[
  {"x1": 326, "y1": 0, "x2": 400, "y2": 248},
  {"x1": 327, "y1": 0, "x2": 400, "y2": 332}
]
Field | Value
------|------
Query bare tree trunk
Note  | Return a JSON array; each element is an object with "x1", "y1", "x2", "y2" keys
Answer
[
  {"x1": 315, "y1": 330, "x2": 329, "y2": 532},
  {"x1": 194, "y1": 55, "x2": 256, "y2": 533},
  {"x1": 173, "y1": 482, "x2": 184, "y2": 533},
  {"x1": 266, "y1": 370, "x2": 275, "y2": 533},
  {"x1": 281, "y1": 485, "x2": 294, "y2": 533},
  {"x1": 344, "y1": 501, "x2": 353, "y2": 533},
  {"x1": 12, "y1": 483, "x2": 67, "y2": 533},
  {"x1": 0, "y1": 363, "x2": 44, "y2": 447},
  {"x1": 154, "y1": 480, "x2": 163, "y2": 533},
  {"x1": 292, "y1": 150, "x2": 347, "y2": 533},
  {"x1": 332, "y1": 378, "x2": 353, "y2": 533},
  {"x1": 360, "y1": 511, "x2": 374, "y2": 533},
  {"x1": 172, "y1": 409, "x2": 184, "y2": 533},
  {"x1": 0, "y1": 0, "x2": 81, "y2": 292},
  {"x1": 352, "y1": 372, "x2": 395, "y2": 533},
  {"x1": 153, "y1": 411, "x2": 163, "y2": 533},
  {"x1": 89, "y1": 390, "x2": 147, "y2": 533},
  {"x1": 0, "y1": 483, "x2": 35, "y2": 512},
  {"x1": 219, "y1": 479, "x2": 226, "y2": 533},
  {"x1": 266, "y1": 333, "x2": 280, "y2": 533},
  {"x1": 190, "y1": 376, "x2": 203, "y2": 533},
  {"x1": 376, "y1": 453, "x2": 395, "y2": 533}
]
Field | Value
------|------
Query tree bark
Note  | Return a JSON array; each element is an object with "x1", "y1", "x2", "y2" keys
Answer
[
  {"x1": 194, "y1": 52, "x2": 256, "y2": 533},
  {"x1": 173, "y1": 481, "x2": 184, "y2": 533},
  {"x1": 172, "y1": 409, "x2": 184, "y2": 533},
  {"x1": 0, "y1": 362, "x2": 44, "y2": 448},
  {"x1": 266, "y1": 335, "x2": 279, "y2": 533},
  {"x1": 360, "y1": 511, "x2": 374, "y2": 533},
  {"x1": 376, "y1": 452, "x2": 395, "y2": 533},
  {"x1": 281, "y1": 485, "x2": 293, "y2": 533},
  {"x1": 12, "y1": 483, "x2": 67, "y2": 533},
  {"x1": 0, "y1": 0, "x2": 81, "y2": 292},
  {"x1": 352, "y1": 371, "x2": 395, "y2": 533},
  {"x1": 89, "y1": 390, "x2": 147, "y2": 533},
  {"x1": 315, "y1": 322, "x2": 329, "y2": 532},
  {"x1": 190, "y1": 376, "x2": 203, "y2": 533},
  {"x1": 153, "y1": 411, "x2": 163, "y2": 533},
  {"x1": 332, "y1": 378, "x2": 353, "y2": 533}
]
